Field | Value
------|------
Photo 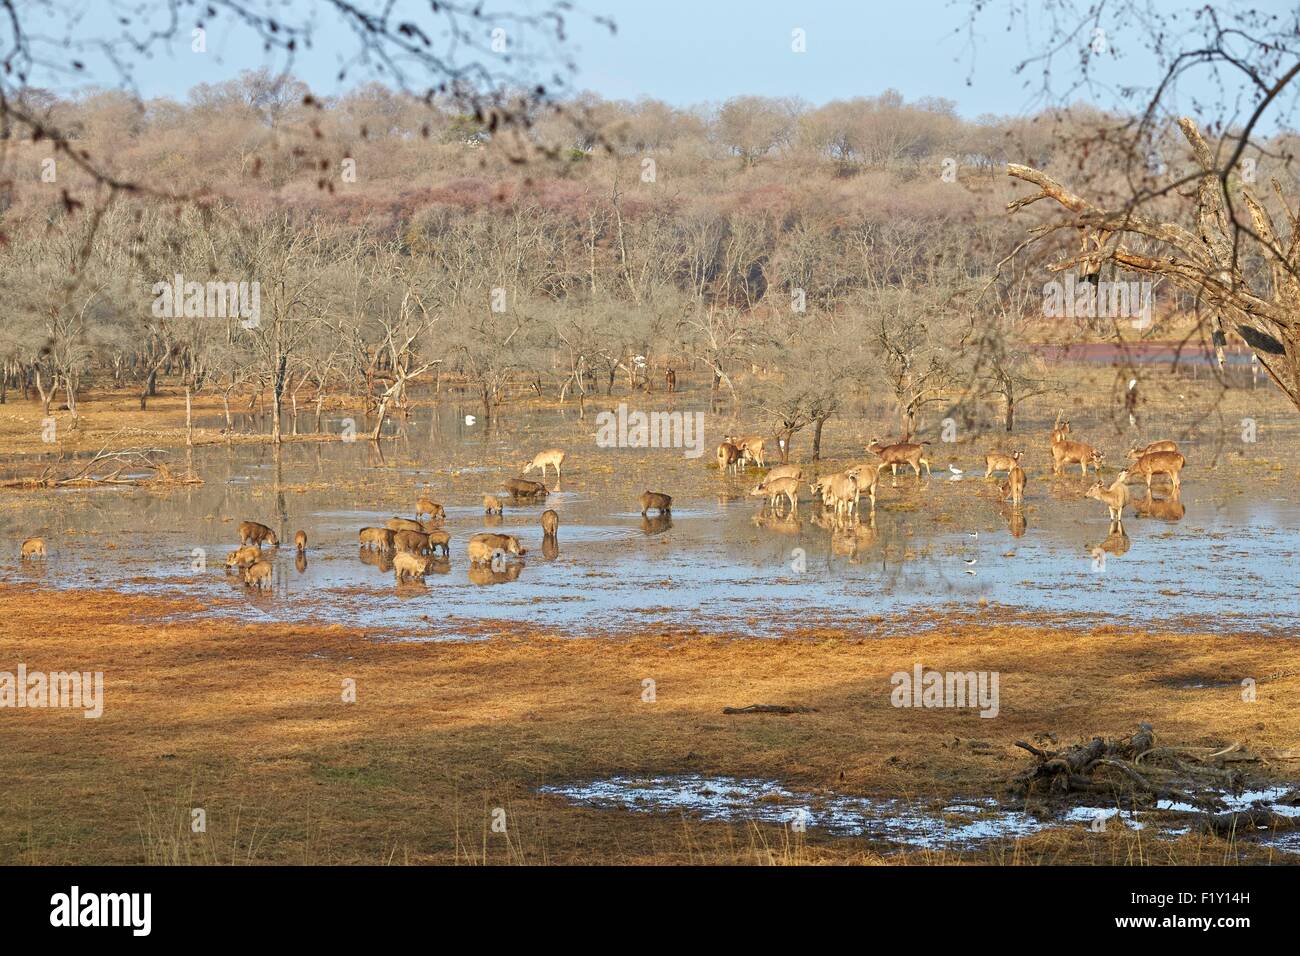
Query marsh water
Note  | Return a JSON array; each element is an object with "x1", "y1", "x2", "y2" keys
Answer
[
  {"x1": 539, "y1": 774, "x2": 1300, "y2": 855},
  {"x1": 3, "y1": 396, "x2": 1298, "y2": 638}
]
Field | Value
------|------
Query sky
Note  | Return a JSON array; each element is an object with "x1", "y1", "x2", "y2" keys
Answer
[{"x1": 22, "y1": 0, "x2": 1296, "y2": 128}]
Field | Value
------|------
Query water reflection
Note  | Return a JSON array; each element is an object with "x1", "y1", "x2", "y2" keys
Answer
[
  {"x1": 640, "y1": 514, "x2": 673, "y2": 535},
  {"x1": 1133, "y1": 490, "x2": 1185, "y2": 522},
  {"x1": 468, "y1": 562, "x2": 524, "y2": 585},
  {"x1": 541, "y1": 534, "x2": 560, "y2": 561}
]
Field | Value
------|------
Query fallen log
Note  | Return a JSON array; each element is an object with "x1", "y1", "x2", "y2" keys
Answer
[{"x1": 722, "y1": 704, "x2": 818, "y2": 715}]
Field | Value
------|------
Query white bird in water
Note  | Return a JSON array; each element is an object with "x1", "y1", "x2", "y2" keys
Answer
[
  {"x1": 949, "y1": 464, "x2": 963, "y2": 476},
  {"x1": 967, "y1": 531, "x2": 979, "y2": 539},
  {"x1": 464, "y1": 414, "x2": 476, "y2": 426},
  {"x1": 964, "y1": 558, "x2": 977, "y2": 566}
]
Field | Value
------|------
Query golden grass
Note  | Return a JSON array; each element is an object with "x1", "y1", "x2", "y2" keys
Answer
[{"x1": 0, "y1": 584, "x2": 1296, "y2": 865}]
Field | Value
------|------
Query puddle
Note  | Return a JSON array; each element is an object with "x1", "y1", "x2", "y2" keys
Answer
[{"x1": 540, "y1": 774, "x2": 1300, "y2": 854}]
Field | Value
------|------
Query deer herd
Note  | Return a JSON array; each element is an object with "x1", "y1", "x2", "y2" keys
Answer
[
  {"x1": 735, "y1": 413, "x2": 1186, "y2": 545},
  {"x1": 16, "y1": 414, "x2": 1190, "y2": 586}
]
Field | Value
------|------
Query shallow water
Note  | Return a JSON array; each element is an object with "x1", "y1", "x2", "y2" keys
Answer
[
  {"x1": 539, "y1": 774, "x2": 1300, "y2": 854},
  {"x1": 3, "y1": 398, "x2": 1298, "y2": 637}
]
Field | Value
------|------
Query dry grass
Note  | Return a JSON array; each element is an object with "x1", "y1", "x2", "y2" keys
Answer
[{"x1": 1, "y1": 584, "x2": 1296, "y2": 865}]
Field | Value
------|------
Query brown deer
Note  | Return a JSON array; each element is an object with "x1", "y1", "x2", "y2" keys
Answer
[
  {"x1": 716, "y1": 441, "x2": 742, "y2": 476},
  {"x1": 483, "y1": 494, "x2": 503, "y2": 515},
  {"x1": 1085, "y1": 470, "x2": 1130, "y2": 522},
  {"x1": 1003, "y1": 464, "x2": 1026, "y2": 506},
  {"x1": 984, "y1": 449, "x2": 1023, "y2": 478},
  {"x1": 751, "y1": 476, "x2": 799, "y2": 514},
  {"x1": 1127, "y1": 440, "x2": 1178, "y2": 458},
  {"x1": 20, "y1": 537, "x2": 46, "y2": 559},
  {"x1": 1051, "y1": 439, "x2": 1103, "y2": 477},
  {"x1": 1127, "y1": 450, "x2": 1186, "y2": 492},
  {"x1": 866, "y1": 438, "x2": 931, "y2": 478},
  {"x1": 294, "y1": 530, "x2": 307, "y2": 552},
  {"x1": 665, "y1": 368, "x2": 676, "y2": 393},
  {"x1": 541, "y1": 509, "x2": 559, "y2": 536}
]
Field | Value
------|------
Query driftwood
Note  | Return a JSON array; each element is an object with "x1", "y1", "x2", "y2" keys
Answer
[
  {"x1": 1011, "y1": 724, "x2": 1300, "y2": 845},
  {"x1": 722, "y1": 704, "x2": 818, "y2": 715},
  {"x1": 2, "y1": 439, "x2": 201, "y2": 489},
  {"x1": 1010, "y1": 723, "x2": 1240, "y2": 812}
]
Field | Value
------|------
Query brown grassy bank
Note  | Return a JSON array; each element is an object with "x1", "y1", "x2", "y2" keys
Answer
[{"x1": 0, "y1": 584, "x2": 1296, "y2": 865}]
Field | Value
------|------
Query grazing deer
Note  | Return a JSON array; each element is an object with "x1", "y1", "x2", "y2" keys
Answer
[
  {"x1": 984, "y1": 449, "x2": 1023, "y2": 478},
  {"x1": 522, "y1": 448, "x2": 565, "y2": 480},
  {"x1": 294, "y1": 530, "x2": 307, "y2": 552},
  {"x1": 762, "y1": 463, "x2": 804, "y2": 484},
  {"x1": 1127, "y1": 440, "x2": 1178, "y2": 458},
  {"x1": 541, "y1": 509, "x2": 559, "y2": 536},
  {"x1": 1085, "y1": 470, "x2": 1130, "y2": 522},
  {"x1": 866, "y1": 438, "x2": 931, "y2": 478},
  {"x1": 751, "y1": 476, "x2": 799, "y2": 514},
  {"x1": 483, "y1": 494, "x2": 503, "y2": 515},
  {"x1": 1127, "y1": 450, "x2": 1186, "y2": 492},
  {"x1": 19, "y1": 537, "x2": 46, "y2": 559}
]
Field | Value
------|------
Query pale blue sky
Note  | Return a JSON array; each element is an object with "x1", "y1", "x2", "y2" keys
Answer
[{"x1": 27, "y1": 0, "x2": 1297, "y2": 128}]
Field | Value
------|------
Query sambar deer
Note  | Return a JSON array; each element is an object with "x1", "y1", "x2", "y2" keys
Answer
[{"x1": 19, "y1": 537, "x2": 46, "y2": 559}]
